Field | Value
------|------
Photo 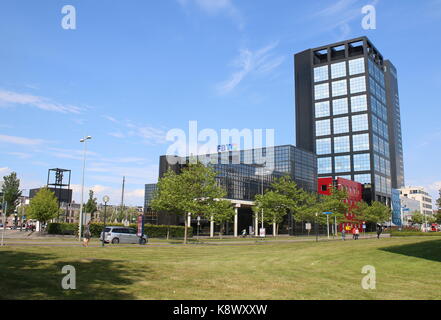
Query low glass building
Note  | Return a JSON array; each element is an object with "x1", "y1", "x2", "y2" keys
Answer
[{"x1": 145, "y1": 145, "x2": 317, "y2": 235}]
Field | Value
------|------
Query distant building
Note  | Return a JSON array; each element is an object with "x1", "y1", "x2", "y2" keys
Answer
[
  {"x1": 400, "y1": 196, "x2": 422, "y2": 225},
  {"x1": 318, "y1": 177, "x2": 364, "y2": 230},
  {"x1": 399, "y1": 186, "x2": 433, "y2": 216}
]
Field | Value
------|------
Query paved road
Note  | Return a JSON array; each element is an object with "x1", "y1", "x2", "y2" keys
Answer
[{"x1": 0, "y1": 230, "x2": 390, "y2": 247}]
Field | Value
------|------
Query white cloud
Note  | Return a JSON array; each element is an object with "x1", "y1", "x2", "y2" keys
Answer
[
  {"x1": 177, "y1": 0, "x2": 244, "y2": 29},
  {"x1": 0, "y1": 89, "x2": 83, "y2": 114},
  {"x1": 217, "y1": 41, "x2": 285, "y2": 94},
  {"x1": 0, "y1": 167, "x2": 11, "y2": 176},
  {"x1": 6, "y1": 152, "x2": 32, "y2": 159},
  {"x1": 307, "y1": 0, "x2": 380, "y2": 41},
  {"x1": 0, "y1": 134, "x2": 47, "y2": 146}
]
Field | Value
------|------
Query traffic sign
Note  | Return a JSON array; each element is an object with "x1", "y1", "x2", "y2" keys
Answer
[{"x1": 323, "y1": 212, "x2": 333, "y2": 215}]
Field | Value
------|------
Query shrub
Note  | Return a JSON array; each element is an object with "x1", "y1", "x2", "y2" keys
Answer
[
  {"x1": 391, "y1": 231, "x2": 441, "y2": 237},
  {"x1": 47, "y1": 222, "x2": 192, "y2": 238},
  {"x1": 47, "y1": 223, "x2": 78, "y2": 236}
]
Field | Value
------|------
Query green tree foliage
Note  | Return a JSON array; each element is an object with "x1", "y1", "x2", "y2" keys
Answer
[
  {"x1": 209, "y1": 199, "x2": 235, "y2": 238},
  {"x1": 434, "y1": 211, "x2": 441, "y2": 224},
  {"x1": 27, "y1": 188, "x2": 60, "y2": 226},
  {"x1": 1, "y1": 172, "x2": 22, "y2": 216},
  {"x1": 270, "y1": 176, "x2": 318, "y2": 223},
  {"x1": 317, "y1": 185, "x2": 349, "y2": 224},
  {"x1": 84, "y1": 190, "x2": 98, "y2": 220},
  {"x1": 151, "y1": 163, "x2": 227, "y2": 244},
  {"x1": 353, "y1": 201, "x2": 391, "y2": 224},
  {"x1": 254, "y1": 191, "x2": 291, "y2": 236},
  {"x1": 410, "y1": 212, "x2": 424, "y2": 225}
]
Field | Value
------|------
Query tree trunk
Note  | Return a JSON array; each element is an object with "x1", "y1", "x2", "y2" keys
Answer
[
  {"x1": 273, "y1": 221, "x2": 277, "y2": 237},
  {"x1": 184, "y1": 216, "x2": 188, "y2": 245}
]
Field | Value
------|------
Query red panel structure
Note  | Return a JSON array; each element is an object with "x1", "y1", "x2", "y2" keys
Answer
[{"x1": 318, "y1": 177, "x2": 364, "y2": 232}]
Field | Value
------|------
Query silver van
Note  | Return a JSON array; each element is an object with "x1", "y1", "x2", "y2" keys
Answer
[{"x1": 100, "y1": 226, "x2": 148, "y2": 244}]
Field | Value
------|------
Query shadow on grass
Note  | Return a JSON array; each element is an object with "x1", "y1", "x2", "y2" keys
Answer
[
  {"x1": 380, "y1": 239, "x2": 441, "y2": 263},
  {"x1": 0, "y1": 250, "x2": 149, "y2": 300}
]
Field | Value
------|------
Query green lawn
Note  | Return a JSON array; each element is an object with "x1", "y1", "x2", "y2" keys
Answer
[{"x1": 1, "y1": 236, "x2": 440, "y2": 300}]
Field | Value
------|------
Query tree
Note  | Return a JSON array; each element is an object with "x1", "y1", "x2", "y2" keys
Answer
[
  {"x1": 270, "y1": 176, "x2": 317, "y2": 223},
  {"x1": 410, "y1": 212, "x2": 424, "y2": 225},
  {"x1": 151, "y1": 163, "x2": 226, "y2": 244},
  {"x1": 254, "y1": 191, "x2": 291, "y2": 236},
  {"x1": 434, "y1": 211, "x2": 441, "y2": 224},
  {"x1": 318, "y1": 186, "x2": 349, "y2": 225},
  {"x1": 1, "y1": 172, "x2": 22, "y2": 216},
  {"x1": 353, "y1": 201, "x2": 391, "y2": 226},
  {"x1": 27, "y1": 188, "x2": 60, "y2": 230},
  {"x1": 209, "y1": 199, "x2": 235, "y2": 238},
  {"x1": 84, "y1": 190, "x2": 98, "y2": 220}
]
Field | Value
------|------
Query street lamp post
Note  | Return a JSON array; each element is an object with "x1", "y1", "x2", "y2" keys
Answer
[
  {"x1": 315, "y1": 212, "x2": 319, "y2": 242},
  {"x1": 78, "y1": 136, "x2": 92, "y2": 242},
  {"x1": 101, "y1": 195, "x2": 109, "y2": 247}
]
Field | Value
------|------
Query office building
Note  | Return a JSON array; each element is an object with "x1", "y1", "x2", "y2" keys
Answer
[
  {"x1": 145, "y1": 145, "x2": 317, "y2": 235},
  {"x1": 399, "y1": 186, "x2": 434, "y2": 216},
  {"x1": 295, "y1": 36, "x2": 405, "y2": 205},
  {"x1": 318, "y1": 177, "x2": 364, "y2": 230}
]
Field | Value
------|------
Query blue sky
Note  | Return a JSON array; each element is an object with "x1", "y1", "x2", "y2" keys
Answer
[{"x1": 0, "y1": 0, "x2": 440, "y2": 206}]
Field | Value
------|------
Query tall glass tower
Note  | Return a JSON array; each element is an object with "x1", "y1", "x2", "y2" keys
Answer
[{"x1": 295, "y1": 36, "x2": 404, "y2": 204}]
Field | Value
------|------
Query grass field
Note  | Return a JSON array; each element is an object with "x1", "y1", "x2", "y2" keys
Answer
[{"x1": 1, "y1": 236, "x2": 440, "y2": 300}]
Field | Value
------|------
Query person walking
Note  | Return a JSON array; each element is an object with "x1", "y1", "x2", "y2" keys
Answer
[
  {"x1": 352, "y1": 226, "x2": 356, "y2": 240},
  {"x1": 341, "y1": 227, "x2": 346, "y2": 241},
  {"x1": 83, "y1": 221, "x2": 92, "y2": 247},
  {"x1": 355, "y1": 227, "x2": 360, "y2": 240},
  {"x1": 376, "y1": 224, "x2": 383, "y2": 239},
  {"x1": 241, "y1": 229, "x2": 247, "y2": 238}
]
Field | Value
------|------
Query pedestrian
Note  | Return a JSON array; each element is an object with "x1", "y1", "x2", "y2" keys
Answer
[
  {"x1": 83, "y1": 221, "x2": 92, "y2": 247},
  {"x1": 376, "y1": 224, "x2": 383, "y2": 239},
  {"x1": 341, "y1": 228, "x2": 346, "y2": 241},
  {"x1": 352, "y1": 227, "x2": 356, "y2": 240},
  {"x1": 355, "y1": 227, "x2": 360, "y2": 240},
  {"x1": 241, "y1": 229, "x2": 247, "y2": 238}
]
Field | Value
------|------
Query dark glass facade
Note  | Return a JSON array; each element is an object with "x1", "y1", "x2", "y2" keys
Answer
[
  {"x1": 148, "y1": 145, "x2": 316, "y2": 230},
  {"x1": 158, "y1": 145, "x2": 317, "y2": 200},
  {"x1": 295, "y1": 37, "x2": 404, "y2": 205}
]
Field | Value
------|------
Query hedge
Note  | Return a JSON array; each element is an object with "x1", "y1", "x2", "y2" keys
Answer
[
  {"x1": 47, "y1": 222, "x2": 192, "y2": 238},
  {"x1": 390, "y1": 231, "x2": 441, "y2": 237}
]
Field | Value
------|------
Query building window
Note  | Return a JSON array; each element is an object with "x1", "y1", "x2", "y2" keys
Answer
[
  {"x1": 315, "y1": 83, "x2": 329, "y2": 100},
  {"x1": 353, "y1": 153, "x2": 371, "y2": 171},
  {"x1": 332, "y1": 80, "x2": 347, "y2": 97},
  {"x1": 332, "y1": 98, "x2": 348, "y2": 115},
  {"x1": 349, "y1": 58, "x2": 365, "y2": 75},
  {"x1": 349, "y1": 76, "x2": 366, "y2": 94},
  {"x1": 318, "y1": 157, "x2": 332, "y2": 174},
  {"x1": 316, "y1": 119, "x2": 331, "y2": 136},
  {"x1": 333, "y1": 117, "x2": 349, "y2": 134},
  {"x1": 334, "y1": 136, "x2": 350, "y2": 153},
  {"x1": 335, "y1": 155, "x2": 351, "y2": 173},
  {"x1": 316, "y1": 138, "x2": 331, "y2": 155},
  {"x1": 354, "y1": 174, "x2": 371, "y2": 184},
  {"x1": 314, "y1": 66, "x2": 329, "y2": 82},
  {"x1": 351, "y1": 95, "x2": 367, "y2": 112},
  {"x1": 352, "y1": 133, "x2": 370, "y2": 151},
  {"x1": 352, "y1": 114, "x2": 369, "y2": 132},
  {"x1": 331, "y1": 62, "x2": 346, "y2": 79},
  {"x1": 315, "y1": 101, "x2": 330, "y2": 118}
]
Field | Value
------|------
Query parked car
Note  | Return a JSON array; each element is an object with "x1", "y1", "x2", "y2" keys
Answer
[{"x1": 100, "y1": 226, "x2": 148, "y2": 244}]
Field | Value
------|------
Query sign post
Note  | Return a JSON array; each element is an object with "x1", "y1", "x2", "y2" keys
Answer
[
  {"x1": 137, "y1": 214, "x2": 145, "y2": 245},
  {"x1": 305, "y1": 223, "x2": 312, "y2": 236}
]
